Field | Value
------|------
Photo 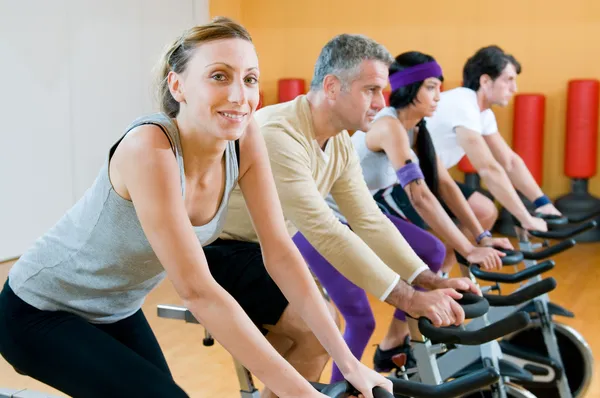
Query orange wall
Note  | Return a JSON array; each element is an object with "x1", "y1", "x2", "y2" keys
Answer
[
  {"x1": 210, "y1": 0, "x2": 600, "y2": 198},
  {"x1": 209, "y1": 0, "x2": 242, "y2": 22}
]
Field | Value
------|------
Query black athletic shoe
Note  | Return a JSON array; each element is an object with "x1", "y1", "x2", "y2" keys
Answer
[{"x1": 373, "y1": 335, "x2": 417, "y2": 372}]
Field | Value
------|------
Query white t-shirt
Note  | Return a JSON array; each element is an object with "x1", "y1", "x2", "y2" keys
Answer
[{"x1": 425, "y1": 87, "x2": 498, "y2": 169}]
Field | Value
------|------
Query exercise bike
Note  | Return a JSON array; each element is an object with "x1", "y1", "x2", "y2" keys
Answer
[
  {"x1": 443, "y1": 212, "x2": 597, "y2": 397},
  {"x1": 157, "y1": 293, "x2": 506, "y2": 398},
  {"x1": 397, "y1": 250, "x2": 554, "y2": 398},
  {"x1": 495, "y1": 213, "x2": 597, "y2": 398},
  {"x1": 437, "y1": 250, "x2": 557, "y2": 397}
]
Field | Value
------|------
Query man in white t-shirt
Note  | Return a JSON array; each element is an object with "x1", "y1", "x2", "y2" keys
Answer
[{"x1": 426, "y1": 45, "x2": 560, "y2": 233}]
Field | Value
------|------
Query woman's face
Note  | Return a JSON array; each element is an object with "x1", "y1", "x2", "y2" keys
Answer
[
  {"x1": 168, "y1": 38, "x2": 260, "y2": 141},
  {"x1": 414, "y1": 77, "x2": 442, "y2": 117}
]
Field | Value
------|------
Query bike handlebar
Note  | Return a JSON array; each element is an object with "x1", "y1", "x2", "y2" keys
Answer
[{"x1": 311, "y1": 367, "x2": 500, "y2": 398}]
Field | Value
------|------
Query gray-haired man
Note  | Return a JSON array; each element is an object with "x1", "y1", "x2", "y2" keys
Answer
[{"x1": 220, "y1": 34, "x2": 479, "y2": 382}]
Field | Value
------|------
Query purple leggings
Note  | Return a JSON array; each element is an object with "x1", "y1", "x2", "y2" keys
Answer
[{"x1": 292, "y1": 213, "x2": 444, "y2": 382}]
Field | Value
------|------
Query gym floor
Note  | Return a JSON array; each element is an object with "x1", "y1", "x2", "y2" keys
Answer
[{"x1": 1, "y1": 238, "x2": 599, "y2": 397}]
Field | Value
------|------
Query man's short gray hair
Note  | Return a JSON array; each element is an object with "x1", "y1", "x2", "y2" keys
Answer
[{"x1": 310, "y1": 34, "x2": 394, "y2": 91}]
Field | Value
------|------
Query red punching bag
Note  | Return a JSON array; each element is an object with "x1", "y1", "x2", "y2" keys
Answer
[
  {"x1": 554, "y1": 79, "x2": 600, "y2": 242},
  {"x1": 278, "y1": 78, "x2": 305, "y2": 103},
  {"x1": 512, "y1": 94, "x2": 545, "y2": 185},
  {"x1": 565, "y1": 80, "x2": 600, "y2": 178},
  {"x1": 458, "y1": 155, "x2": 482, "y2": 192},
  {"x1": 458, "y1": 156, "x2": 476, "y2": 174}
]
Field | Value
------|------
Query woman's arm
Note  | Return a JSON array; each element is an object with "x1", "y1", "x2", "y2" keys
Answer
[
  {"x1": 237, "y1": 120, "x2": 392, "y2": 397},
  {"x1": 368, "y1": 118, "x2": 502, "y2": 269},
  {"x1": 111, "y1": 125, "x2": 319, "y2": 398}
]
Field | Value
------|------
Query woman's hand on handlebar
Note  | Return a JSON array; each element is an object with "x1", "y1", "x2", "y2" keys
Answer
[
  {"x1": 340, "y1": 360, "x2": 393, "y2": 398},
  {"x1": 535, "y1": 203, "x2": 562, "y2": 216},
  {"x1": 479, "y1": 236, "x2": 514, "y2": 251},
  {"x1": 465, "y1": 246, "x2": 504, "y2": 270}
]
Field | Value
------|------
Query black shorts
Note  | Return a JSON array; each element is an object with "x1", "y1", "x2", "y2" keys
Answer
[
  {"x1": 205, "y1": 239, "x2": 289, "y2": 335},
  {"x1": 374, "y1": 181, "x2": 477, "y2": 228}
]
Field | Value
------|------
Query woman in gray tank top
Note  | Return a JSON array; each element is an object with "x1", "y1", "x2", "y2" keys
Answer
[{"x1": 0, "y1": 18, "x2": 386, "y2": 398}]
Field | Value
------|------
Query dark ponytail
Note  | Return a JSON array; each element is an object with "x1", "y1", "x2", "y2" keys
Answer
[{"x1": 415, "y1": 119, "x2": 439, "y2": 197}]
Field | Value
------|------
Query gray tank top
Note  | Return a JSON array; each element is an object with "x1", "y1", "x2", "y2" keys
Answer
[
  {"x1": 326, "y1": 107, "x2": 417, "y2": 222},
  {"x1": 352, "y1": 107, "x2": 418, "y2": 195},
  {"x1": 8, "y1": 113, "x2": 239, "y2": 323}
]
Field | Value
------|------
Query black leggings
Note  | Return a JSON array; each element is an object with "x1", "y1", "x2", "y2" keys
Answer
[{"x1": 0, "y1": 281, "x2": 188, "y2": 398}]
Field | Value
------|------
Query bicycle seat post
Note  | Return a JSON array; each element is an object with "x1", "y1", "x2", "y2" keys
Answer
[
  {"x1": 407, "y1": 317, "x2": 445, "y2": 385},
  {"x1": 233, "y1": 359, "x2": 261, "y2": 398}
]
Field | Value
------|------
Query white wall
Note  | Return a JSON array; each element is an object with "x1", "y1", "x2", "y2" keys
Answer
[{"x1": 0, "y1": 0, "x2": 209, "y2": 261}]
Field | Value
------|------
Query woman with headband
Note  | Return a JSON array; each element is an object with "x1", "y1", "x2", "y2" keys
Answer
[
  {"x1": 349, "y1": 51, "x2": 513, "y2": 372},
  {"x1": 294, "y1": 51, "x2": 511, "y2": 381}
]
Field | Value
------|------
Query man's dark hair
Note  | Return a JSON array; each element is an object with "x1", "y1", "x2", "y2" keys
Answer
[{"x1": 463, "y1": 45, "x2": 521, "y2": 91}]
